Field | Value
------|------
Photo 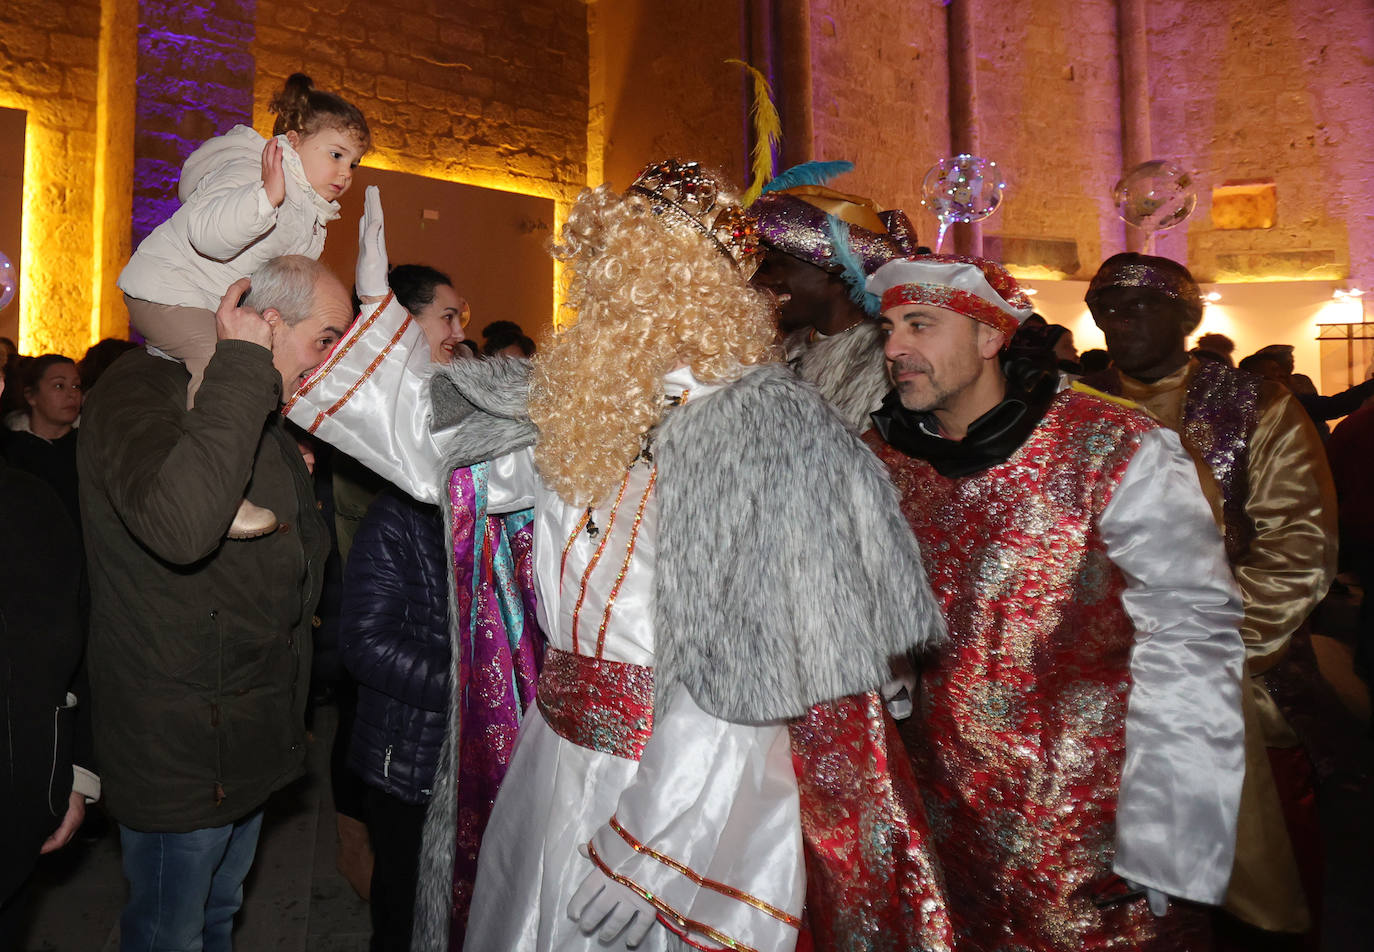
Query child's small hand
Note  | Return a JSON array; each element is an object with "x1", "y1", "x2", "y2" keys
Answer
[
  {"x1": 215, "y1": 277, "x2": 273, "y2": 349},
  {"x1": 262, "y1": 139, "x2": 286, "y2": 208}
]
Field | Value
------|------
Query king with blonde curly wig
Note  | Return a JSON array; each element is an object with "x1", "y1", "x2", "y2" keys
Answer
[
  {"x1": 528, "y1": 181, "x2": 780, "y2": 509},
  {"x1": 284, "y1": 162, "x2": 954, "y2": 951}
]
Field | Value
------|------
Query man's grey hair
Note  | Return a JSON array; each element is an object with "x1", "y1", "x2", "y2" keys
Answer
[{"x1": 244, "y1": 255, "x2": 331, "y2": 326}]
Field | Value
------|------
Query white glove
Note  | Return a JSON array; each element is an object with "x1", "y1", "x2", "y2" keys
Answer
[
  {"x1": 1125, "y1": 880, "x2": 1170, "y2": 917},
  {"x1": 881, "y1": 673, "x2": 917, "y2": 720},
  {"x1": 355, "y1": 184, "x2": 389, "y2": 299},
  {"x1": 568, "y1": 865, "x2": 657, "y2": 948}
]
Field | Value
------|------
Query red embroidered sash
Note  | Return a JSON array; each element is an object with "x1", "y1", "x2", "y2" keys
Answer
[{"x1": 536, "y1": 647, "x2": 654, "y2": 760}]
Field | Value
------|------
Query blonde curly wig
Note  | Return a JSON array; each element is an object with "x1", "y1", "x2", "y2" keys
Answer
[{"x1": 530, "y1": 182, "x2": 780, "y2": 508}]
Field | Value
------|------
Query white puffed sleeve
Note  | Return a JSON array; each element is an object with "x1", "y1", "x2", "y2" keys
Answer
[
  {"x1": 285, "y1": 296, "x2": 453, "y2": 503},
  {"x1": 1101, "y1": 426, "x2": 1247, "y2": 904}
]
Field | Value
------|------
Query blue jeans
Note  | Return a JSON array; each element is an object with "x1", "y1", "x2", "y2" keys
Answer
[{"x1": 118, "y1": 811, "x2": 264, "y2": 952}]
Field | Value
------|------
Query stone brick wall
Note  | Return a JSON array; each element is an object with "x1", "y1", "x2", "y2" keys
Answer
[
  {"x1": 1147, "y1": 0, "x2": 1374, "y2": 284},
  {"x1": 970, "y1": 0, "x2": 1123, "y2": 277},
  {"x1": 808, "y1": 0, "x2": 949, "y2": 230},
  {"x1": 0, "y1": 0, "x2": 104, "y2": 354},
  {"x1": 134, "y1": 0, "x2": 257, "y2": 246},
  {"x1": 4, "y1": 0, "x2": 1372, "y2": 352},
  {"x1": 592, "y1": 0, "x2": 750, "y2": 191},
  {"x1": 253, "y1": 0, "x2": 588, "y2": 202}
]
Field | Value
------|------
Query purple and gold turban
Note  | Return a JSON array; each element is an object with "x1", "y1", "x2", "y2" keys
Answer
[
  {"x1": 750, "y1": 185, "x2": 916, "y2": 274},
  {"x1": 1085, "y1": 252, "x2": 1204, "y2": 333}
]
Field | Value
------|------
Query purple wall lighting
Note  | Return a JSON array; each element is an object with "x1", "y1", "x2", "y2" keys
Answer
[{"x1": 134, "y1": 0, "x2": 257, "y2": 246}]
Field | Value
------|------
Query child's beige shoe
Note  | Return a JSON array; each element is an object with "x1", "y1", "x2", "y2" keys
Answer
[{"x1": 228, "y1": 499, "x2": 278, "y2": 539}]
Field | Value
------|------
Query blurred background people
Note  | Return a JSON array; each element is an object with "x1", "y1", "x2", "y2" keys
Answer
[
  {"x1": 77, "y1": 338, "x2": 141, "y2": 395},
  {"x1": 1241, "y1": 347, "x2": 1374, "y2": 441},
  {"x1": 479, "y1": 319, "x2": 535, "y2": 358},
  {"x1": 3, "y1": 354, "x2": 83, "y2": 528},
  {"x1": 1195, "y1": 332, "x2": 1237, "y2": 367}
]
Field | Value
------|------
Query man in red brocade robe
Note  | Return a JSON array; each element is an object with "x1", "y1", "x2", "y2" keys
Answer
[{"x1": 863, "y1": 255, "x2": 1248, "y2": 952}]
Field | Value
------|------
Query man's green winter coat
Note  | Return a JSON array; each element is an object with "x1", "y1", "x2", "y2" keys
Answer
[{"x1": 78, "y1": 341, "x2": 328, "y2": 831}]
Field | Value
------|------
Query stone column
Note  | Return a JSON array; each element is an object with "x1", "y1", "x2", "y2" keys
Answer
[
  {"x1": 133, "y1": 0, "x2": 256, "y2": 247},
  {"x1": 1117, "y1": 0, "x2": 1151, "y2": 253},
  {"x1": 946, "y1": 0, "x2": 981, "y2": 256}
]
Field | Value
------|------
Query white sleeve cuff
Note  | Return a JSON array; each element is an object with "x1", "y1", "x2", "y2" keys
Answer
[{"x1": 72, "y1": 764, "x2": 102, "y2": 803}]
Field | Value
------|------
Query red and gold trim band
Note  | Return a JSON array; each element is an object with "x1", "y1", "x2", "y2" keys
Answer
[
  {"x1": 608, "y1": 816, "x2": 802, "y2": 928},
  {"x1": 568, "y1": 469, "x2": 634, "y2": 653},
  {"x1": 585, "y1": 842, "x2": 759, "y2": 952},
  {"x1": 305, "y1": 312, "x2": 413, "y2": 434},
  {"x1": 594, "y1": 467, "x2": 657, "y2": 658},
  {"x1": 283, "y1": 292, "x2": 395, "y2": 415},
  {"x1": 879, "y1": 283, "x2": 1021, "y2": 339},
  {"x1": 536, "y1": 648, "x2": 654, "y2": 760}
]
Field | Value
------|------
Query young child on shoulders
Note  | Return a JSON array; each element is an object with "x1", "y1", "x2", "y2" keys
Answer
[{"x1": 118, "y1": 72, "x2": 370, "y2": 538}]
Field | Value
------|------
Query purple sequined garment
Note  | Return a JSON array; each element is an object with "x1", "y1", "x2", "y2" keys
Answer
[{"x1": 446, "y1": 467, "x2": 543, "y2": 950}]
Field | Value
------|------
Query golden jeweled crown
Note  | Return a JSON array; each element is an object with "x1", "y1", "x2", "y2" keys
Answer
[{"x1": 628, "y1": 159, "x2": 762, "y2": 279}]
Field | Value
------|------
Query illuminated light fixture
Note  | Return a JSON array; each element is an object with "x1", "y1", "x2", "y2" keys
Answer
[
  {"x1": 349, "y1": 152, "x2": 576, "y2": 330},
  {"x1": 1333, "y1": 287, "x2": 1365, "y2": 300},
  {"x1": 1022, "y1": 287, "x2": 1038, "y2": 296},
  {"x1": 1204, "y1": 291, "x2": 1222, "y2": 302}
]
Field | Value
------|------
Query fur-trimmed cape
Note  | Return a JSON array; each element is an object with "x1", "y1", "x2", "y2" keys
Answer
[
  {"x1": 785, "y1": 320, "x2": 891, "y2": 434},
  {"x1": 653, "y1": 361, "x2": 944, "y2": 719}
]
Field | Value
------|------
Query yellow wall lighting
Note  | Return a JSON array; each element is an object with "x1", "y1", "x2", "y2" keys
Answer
[
  {"x1": 9, "y1": 108, "x2": 95, "y2": 358},
  {"x1": 346, "y1": 150, "x2": 577, "y2": 333}
]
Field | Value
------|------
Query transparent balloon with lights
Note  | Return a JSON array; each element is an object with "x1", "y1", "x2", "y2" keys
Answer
[
  {"x1": 1113, "y1": 160, "x2": 1198, "y2": 245},
  {"x1": 0, "y1": 250, "x2": 13, "y2": 312},
  {"x1": 921, "y1": 154, "x2": 1007, "y2": 253}
]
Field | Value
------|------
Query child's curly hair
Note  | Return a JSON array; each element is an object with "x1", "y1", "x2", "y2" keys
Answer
[
  {"x1": 269, "y1": 73, "x2": 371, "y2": 152},
  {"x1": 529, "y1": 182, "x2": 779, "y2": 508}
]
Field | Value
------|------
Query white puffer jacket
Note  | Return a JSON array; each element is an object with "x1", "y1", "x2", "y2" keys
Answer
[{"x1": 118, "y1": 125, "x2": 341, "y2": 312}]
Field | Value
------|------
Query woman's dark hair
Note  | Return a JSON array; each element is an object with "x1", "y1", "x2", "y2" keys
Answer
[
  {"x1": 78, "y1": 338, "x2": 140, "y2": 391},
  {"x1": 269, "y1": 73, "x2": 372, "y2": 152},
  {"x1": 1078, "y1": 348, "x2": 1112, "y2": 374},
  {"x1": 22, "y1": 354, "x2": 77, "y2": 395},
  {"x1": 481, "y1": 320, "x2": 536, "y2": 358},
  {"x1": 388, "y1": 264, "x2": 453, "y2": 315}
]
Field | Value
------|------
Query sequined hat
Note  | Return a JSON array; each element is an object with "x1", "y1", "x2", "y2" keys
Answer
[
  {"x1": 750, "y1": 185, "x2": 916, "y2": 275},
  {"x1": 1085, "y1": 252, "x2": 1204, "y2": 333},
  {"x1": 628, "y1": 159, "x2": 762, "y2": 279},
  {"x1": 866, "y1": 255, "x2": 1034, "y2": 339}
]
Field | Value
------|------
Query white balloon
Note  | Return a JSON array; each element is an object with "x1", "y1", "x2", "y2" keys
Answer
[{"x1": 1113, "y1": 160, "x2": 1198, "y2": 234}]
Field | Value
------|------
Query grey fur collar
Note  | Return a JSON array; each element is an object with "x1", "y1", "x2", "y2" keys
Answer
[
  {"x1": 653, "y1": 362, "x2": 945, "y2": 721},
  {"x1": 429, "y1": 356, "x2": 537, "y2": 470},
  {"x1": 785, "y1": 321, "x2": 891, "y2": 434}
]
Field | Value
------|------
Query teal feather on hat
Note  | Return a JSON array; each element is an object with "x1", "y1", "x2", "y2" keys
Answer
[
  {"x1": 760, "y1": 160, "x2": 855, "y2": 195},
  {"x1": 826, "y1": 216, "x2": 881, "y2": 315}
]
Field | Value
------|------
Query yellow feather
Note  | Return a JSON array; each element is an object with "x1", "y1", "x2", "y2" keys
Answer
[{"x1": 727, "y1": 59, "x2": 782, "y2": 206}]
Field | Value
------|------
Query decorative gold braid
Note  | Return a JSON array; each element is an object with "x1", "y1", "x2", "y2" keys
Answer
[
  {"x1": 584, "y1": 842, "x2": 762, "y2": 952},
  {"x1": 608, "y1": 816, "x2": 802, "y2": 927},
  {"x1": 568, "y1": 470, "x2": 633, "y2": 654}
]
